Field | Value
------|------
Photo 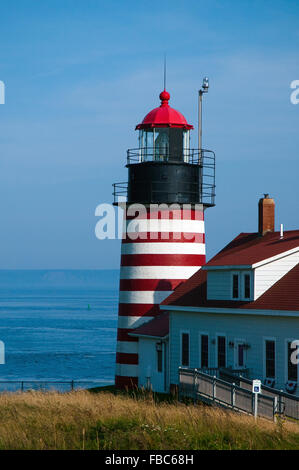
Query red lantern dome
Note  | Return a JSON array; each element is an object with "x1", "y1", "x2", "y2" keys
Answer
[{"x1": 135, "y1": 90, "x2": 193, "y2": 130}]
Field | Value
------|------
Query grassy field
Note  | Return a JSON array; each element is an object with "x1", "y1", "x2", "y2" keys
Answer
[{"x1": 0, "y1": 388, "x2": 298, "y2": 450}]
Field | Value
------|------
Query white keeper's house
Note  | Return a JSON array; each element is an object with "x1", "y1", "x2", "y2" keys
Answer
[{"x1": 130, "y1": 195, "x2": 299, "y2": 396}]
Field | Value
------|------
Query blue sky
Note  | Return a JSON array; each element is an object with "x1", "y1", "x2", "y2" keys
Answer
[{"x1": 0, "y1": 0, "x2": 298, "y2": 269}]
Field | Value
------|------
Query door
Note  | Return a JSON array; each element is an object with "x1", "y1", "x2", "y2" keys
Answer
[{"x1": 235, "y1": 341, "x2": 246, "y2": 369}]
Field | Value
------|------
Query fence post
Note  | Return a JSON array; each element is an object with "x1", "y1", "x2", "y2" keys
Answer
[
  {"x1": 178, "y1": 367, "x2": 181, "y2": 401},
  {"x1": 279, "y1": 390, "x2": 284, "y2": 416},
  {"x1": 273, "y1": 396, "x2": 278, "y2": 422},
  {"x1": 193, "y1": 369, "x2": 198, "y2": 404},
  {"x1": 21, "y1": 381, "x2": 24, "y2": 392},
  {"x1": 71, "y1": 380, "x2": 74, "y2": 391},
  {"x1": 213, "y1": 376, "x2": 216, "y2": 401},
  {"x1": 231, "y1": 383, "x2": 236, "y2": 409},
  {"x1": 253, "y1": 393, "x2": 258, "y2": 420}
]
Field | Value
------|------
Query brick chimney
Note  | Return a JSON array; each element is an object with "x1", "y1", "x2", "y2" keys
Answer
[{"x1": 258, "y1": 194, "x2": 275, "y2": 236}]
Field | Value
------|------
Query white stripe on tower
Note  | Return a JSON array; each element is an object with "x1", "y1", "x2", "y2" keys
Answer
[
  {"x1": 121, "y1": 243, "x2": 205, "y2": 255},
  {"x1": 126, "y1": 218, "x2": 205, "y2": 235},
  {"x1": 115, "y1": 207, "x2": 206, "y2": 389},
  {"x1": 120, "y1": 266, "x2": 201, "y2": 280}
]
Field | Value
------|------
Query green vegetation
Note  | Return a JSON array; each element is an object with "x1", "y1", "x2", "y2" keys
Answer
[{"x1": 0, "y1": 388, "x2": 298, "y2": 450}]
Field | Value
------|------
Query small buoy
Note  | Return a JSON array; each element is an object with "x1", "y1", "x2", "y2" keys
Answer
[{"x1": 87, "y1": 304, "x2": 91, "y2": 310}]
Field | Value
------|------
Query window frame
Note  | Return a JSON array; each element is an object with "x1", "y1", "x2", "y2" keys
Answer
[
  {"x1": 199, "y1": 332, "x2": 209, "y2": 369},
  {"x1": 263, "y1": 337, "x2": 276, "y2": 380},
  {"x1": 243, "y1": 273, "x2": 251, "y2": 299},
  {"x1": 234, "y1": 337, "x2": 247, "y2": 369},
  {"x1": 285, "y1": 338, "x2": 298, "y2": 383},
  {"x1": 231, "y1": 272, "x2": 240, "y2": 299},
  {"x1": 157, "y1": 348, "x2": 163, "y2": 373},
  {"x1": 180, "y1": 330, "x2": 190, "y2": 368},
  {"x1": 216, "y1": 334, "x2": 227, "y2": 368},
  {"x1": 231, "y1": 271, "x2": 252, "y2": 301}
]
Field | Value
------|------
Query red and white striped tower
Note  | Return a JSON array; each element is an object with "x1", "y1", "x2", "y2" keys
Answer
[{"x1": 113, "y1": 89, "x2": 215, "y2": 388}]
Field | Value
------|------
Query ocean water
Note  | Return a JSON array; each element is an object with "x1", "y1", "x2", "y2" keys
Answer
[{"x1": 0, "y1": 270, "x2": 119, "y2": 390}]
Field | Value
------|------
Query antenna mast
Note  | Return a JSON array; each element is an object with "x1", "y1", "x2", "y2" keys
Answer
[
  {"x1": 164, "y1": 54, "x2": 167, "y2": 90},
  {"x1": 198, "y1": 77, "x2": 209, "y2": 160}
]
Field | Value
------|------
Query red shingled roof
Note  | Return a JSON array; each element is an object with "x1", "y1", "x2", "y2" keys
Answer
[
  {"x1": 161, "y1": 268, "x2": 207, "y2": 307},
  {"x1": 205, "y1": 230, "x2": 299, "y2": 267},
  {"x1": 130, "y1": 313, "x2": 169, "y2": 338},
  {"x1": 161, "y1": 263, "x2": 299, "y2": 311}
]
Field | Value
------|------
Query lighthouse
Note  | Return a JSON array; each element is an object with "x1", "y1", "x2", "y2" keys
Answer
[{"x1": 113, "y1": 87, "x2": 215, "y2": 389}]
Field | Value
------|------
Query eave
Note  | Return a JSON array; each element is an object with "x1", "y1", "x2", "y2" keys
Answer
[{"x1": 160, "y1": 304, "x2": 299, "y2": 318}]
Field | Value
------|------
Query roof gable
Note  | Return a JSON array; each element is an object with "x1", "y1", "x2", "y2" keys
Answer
[
  {"x1": 129, "y1": 312, "x2": 169, "y2": 338},
  {"x1": 161, "y1": 263, "x2": 299, "y2": 311},
  {"x1": 204, "y1": 230, "x2": 299, "y2": 268}
]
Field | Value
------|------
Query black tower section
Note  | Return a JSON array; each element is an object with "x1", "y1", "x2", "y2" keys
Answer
[
  {"x1": 113, "y1": 148, "x2": 215, "y2": 208},
  {"x1": 127, "y1": 161, "x2": 200, "y2": 205}
]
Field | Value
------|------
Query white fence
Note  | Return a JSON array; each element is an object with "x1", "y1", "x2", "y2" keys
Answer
[{"x1": 179, "y1": 368, "x2": 277, "y2": 421}]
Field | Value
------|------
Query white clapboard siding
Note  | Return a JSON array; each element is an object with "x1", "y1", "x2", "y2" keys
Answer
[
  {"x1": 207, "y1": 271, "x2": 232, "y2": 300},
  {"x1": 254, "y1": 252, "x2": 299, "y2": 300},
  {"x1": 169, "y1": 309, "x2": 299, "y2": 392}
]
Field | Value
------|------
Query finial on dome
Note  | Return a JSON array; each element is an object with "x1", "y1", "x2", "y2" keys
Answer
[{"x1": 159, "y1": 89, "x2": 170, "y2": 106}]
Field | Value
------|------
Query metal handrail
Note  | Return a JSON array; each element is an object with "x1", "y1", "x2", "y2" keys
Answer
[
  {"x1": 113, "y1": 182, "x2": 216, "y2": 207},
  {"x1": 113, "y1": 148, "x2": 215, "y2": 206},
  {"x1": 179, "y1": 368, "x2": 277, "y2": 420},
  {"x1": 0, "y1": 379, "x2": 110, "y2": 392},
  {"x1": 225, "y1": 372, "x2": 299, "y2": 402},
  {"x1": 127, "y1": 147, "x2": 215, "y2": 165},
  {"x1": 236, "y1": 375, "x2": 299, "y2": 419}
]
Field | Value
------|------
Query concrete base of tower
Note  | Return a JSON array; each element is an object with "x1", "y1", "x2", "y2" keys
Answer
[{"x1": 115, "y1": 375, "x2": 138, "y2": 389}]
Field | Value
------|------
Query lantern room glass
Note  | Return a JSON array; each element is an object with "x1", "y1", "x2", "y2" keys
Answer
[
  {"x1": 154, "y1": 129, "x2": 169, "y2": 161},
  {"x1": 183, "y1": 130, "x2": 190, "y2": 162},
  {"x1": 139, "y1": 129, "x2": 190, "y2": 163}
]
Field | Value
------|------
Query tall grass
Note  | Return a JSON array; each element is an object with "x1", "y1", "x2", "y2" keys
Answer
[{"x1": 0, "y1": 389, "x2": 298, "y2": 450}]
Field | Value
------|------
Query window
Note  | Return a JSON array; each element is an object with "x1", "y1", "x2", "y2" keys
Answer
[
  {"x1": 238, "y1": 344, "x2": 244, "y2": 368},
  {"x1": 183, "y1": 130, "x2": 190, "y2": 162},
  {"x1": 181, "y1": 333, "x2": 190, "y2": 367},
  {"x1": 235, "y1": 340, "x2": 246, "y2": 369},
  {"x1": 288, "y1": 341, "x2": 298, "y2": 381},
  {"x1": 232, "y1": 274, "x2": 239, "y2": 299},
  {"x1": 265, "y1": 340, "x2": 275, "y2": 378},
  {"x1": 231, "y1": 272, "x2": 252, "y2": 300},
  {"x1": 201, "y1": 335, "x2": 209, "y2": 368},
  {"x1": 154, "y1": 128, "x2": 169, "y2": 161},
  {"x1": 244, "y1": 274, "x2": 251, "y2": 299},
  {"x1": 169, "y1": 128, "x2": 183, "y2": 162},
  {"x1": 157, "y1": 349, "x2": 163, "y2": 373},
  {"x1": 217, "y1": 336, "x2": 226, "y2": 368}
]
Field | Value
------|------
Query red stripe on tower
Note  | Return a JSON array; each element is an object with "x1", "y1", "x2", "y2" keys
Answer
[{"x1": 115, "y1": 207, "x2": 206, "y2": 388}]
